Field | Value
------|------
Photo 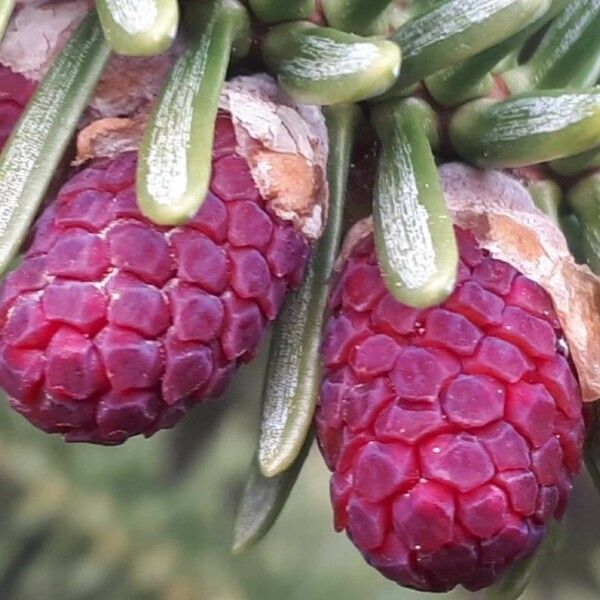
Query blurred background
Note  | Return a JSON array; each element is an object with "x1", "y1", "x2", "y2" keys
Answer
[{"x1": 0, "y1": 334, "x2": 599, "y2": 600}]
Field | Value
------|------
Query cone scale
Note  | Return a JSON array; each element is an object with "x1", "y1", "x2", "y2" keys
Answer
[
  {"x1": 0, "y1": 1, "x2": 598, "y2": 597},
  {"x1": 0, "y1": 111, "x2": 315, "y2": 444},
  {"x1": 316, "y1": 225, "x2": 584, "y2": 592}
]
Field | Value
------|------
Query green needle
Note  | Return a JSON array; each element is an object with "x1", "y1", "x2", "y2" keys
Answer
[
  {"x1": 137, "y1": 0, "x2": 250, "y2": 226},
  {"x1": 371, "y1": 98, "x2": 458, "y2": 308},
  {"x1": 262, "y1": 22, "x2": 401, "y2": 105},
  {"x1": 0, "y1": 10, "x2": 110, "y2": 277},
  {"x1": 96, "y1": 0, "x2": 179, "y2": 56}
]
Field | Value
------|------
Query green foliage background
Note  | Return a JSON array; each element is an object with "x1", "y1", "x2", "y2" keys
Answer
[{"x1": 0, "y1": 336, "x2": 599, "y2": 599}]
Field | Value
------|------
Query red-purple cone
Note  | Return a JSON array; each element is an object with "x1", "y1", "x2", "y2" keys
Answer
[
  {"x1": 0, "y1": 65, "x2": 35, "y2": 149},
  {"x1": 0, "y1": 115, "x2": 311, "y2": 444},
  {"x1": 316, "y1": 227, "x2": 584, "y2": 592}
]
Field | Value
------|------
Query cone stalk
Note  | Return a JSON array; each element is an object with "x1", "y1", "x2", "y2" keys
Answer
[
  {"x1": 560, "y1": 213, "x2": 586, "y2": 263},
  {"x1": 487, "y1": 523, "x2": 562, "y2": 600},
  {"x1": 585, "y1": 402, "x2": 600, "y2": 494}
]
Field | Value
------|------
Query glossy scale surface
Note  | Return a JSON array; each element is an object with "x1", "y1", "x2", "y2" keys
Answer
[{"x1": 316, "y1": 227, "x2": 584, "y2": 592}]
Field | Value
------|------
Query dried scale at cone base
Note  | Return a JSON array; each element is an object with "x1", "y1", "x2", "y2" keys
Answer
[{"x1": 0, "y1": 0, "x2": 598, "y2": 598}]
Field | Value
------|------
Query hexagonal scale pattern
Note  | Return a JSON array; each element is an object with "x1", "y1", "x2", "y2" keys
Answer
[
  {"x1": 315, "y1": 228, "x2": 583, "y2": 593},
  {"x1": 0, "y1": 66, "x2": 35, "y2": 151},
  {"x1": 0, "y1": 115, "x2": 311, "y2": 444}
]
